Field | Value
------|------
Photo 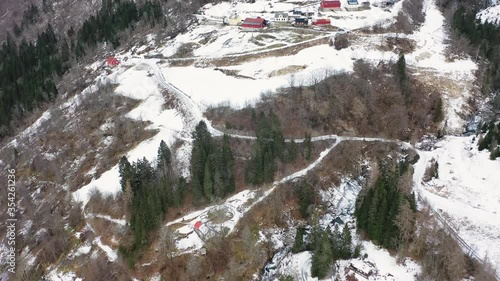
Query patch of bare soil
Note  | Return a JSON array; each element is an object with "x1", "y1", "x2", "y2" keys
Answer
[
  {"x1": 164, "y1": 36, "x2": 329, "y2": 68},
  {"x1": 413, "y1": 69, "x2": 478, "y2": 132},
  {"x1": 379, "y1": 37, "x2": 417, "y2": 54},
  {"x1": 268, "y1": 65, "x2": 307, "y2": 77},
  {"x1": 213, "y1": 37, "x2": 329, "y2": 67}
]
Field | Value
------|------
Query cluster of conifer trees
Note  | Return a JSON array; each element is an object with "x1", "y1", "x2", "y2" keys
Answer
[
  {"x1": 292, "y1": 223, "x2": 358, "y2": 279},
  {"x1": 0, "y1": 26, "x2": 61, "y2": 137},
  {"x1": 355, "y1": 164, "x2": 417, "y2": 251},
  {"x1": 118, "y1": 122, "x2": 237, "y2": 263},
  {"x1": 453, "y1": 7, "x2": 500, "y2": 93},
  {"x1": 190, "y1": 121, "x2": 236, "y2": 203},
  {"x1": 478, "y1": 121, "x2": 500, "y2": 159},
  {"x1": 118, "y1": 140, "x2": 185, "y2": 255},
  {"x1": 0, "y1": 0, "x2": 163, "y2": 138},
  {"x1": 74, "y1": 0, "x2": 162, "y2": 54},
  {"x1": 245, "y1": 111, "x2": 312, "y2": 185}
]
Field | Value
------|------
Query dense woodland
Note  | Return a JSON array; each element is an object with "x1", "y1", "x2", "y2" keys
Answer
[
  {"x1": 244, "y1": 111, "x2": 313, "y2": 185},
  {"x1": 451, "y1": 7, "x2": 500, "y2": 158},
  {"x1": 452, "y1": 5, "x2": 500, "y2": 116},
  {"x1": 118, "y1": 122, "x2": 237, "y2": 264},
  {"x1": 118, "y1": 140, "x2": 184, "y2": 264},
  {"x1": 190, "y1": 121, "x2": 236, "y2": 203},
  {"x1": 0, "y1": 0, "x2": 163, "y2": 138},
  {"x1": 355, "y1": 162, "x2": 417, "y2": 250},
  {"x1": 291, "y1": 220, "x2": 359, "y2": 279}
]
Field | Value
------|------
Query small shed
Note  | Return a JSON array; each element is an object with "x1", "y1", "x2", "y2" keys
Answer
[
  {"x1": 313, "y1": 18, "x2": 331, "y2": 25},
  {"x1": 384, "y1": 0, "x2": 396, "y2": 6},
  {"x1": 194, "y1": 221, "x2": 202, "y2": 230},
  {"x1": 294, "y1": 17, "x2": 309, "y2": 26},
  {"x1": 200, "y1": 247, "x2": 207, "y2": 255},
  {"x1": 350, "y1": 260, "x2": 374, "y2": 279},
  {"x1": 332, "y1": 216, "x2": 344, "y2": 225},
  {"x1": 107, "y1": 57, "x2": 120, "y2": 67},
  {"x1": 346, "y1": 0, "x2": 361, "y2": 11},
  {"x1": 288, "y1": 9, "x2": 304, "y2": 19},
  {"x1": 320, "y1": 0, "x2": 341, "y2": 11}
]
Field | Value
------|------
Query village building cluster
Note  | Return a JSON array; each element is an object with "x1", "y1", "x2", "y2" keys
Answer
[{"x1": 205, "y1": 0, "x2": 397, "y2": 31}]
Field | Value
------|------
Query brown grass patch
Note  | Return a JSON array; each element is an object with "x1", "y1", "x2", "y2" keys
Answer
[
  {"x1": 268, "y1": 65, "x2": 307, "y2": 77},
  {"x1": 376, "y1": 36, "x2": 417, "y2": 54}
]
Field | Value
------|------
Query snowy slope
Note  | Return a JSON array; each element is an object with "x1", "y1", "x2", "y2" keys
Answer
[
  {"x1": 417, "y1": 136, "x2": 500, "y2": 274},
  {"x1": 477, "y1": 4, "x2": 500, "y2": 25},
  {"x1": 163, "y1": 44, "x2": 398, "y2": 108},
  {"x1": 268, "y1": 179, "x2": 421, "y2": 281},
  {"x1": 72, "y1": 62, "x2": 184, "y2": 206},
  {"x1": 406, "y1": 0, "x2": 477, "y2": 133}
]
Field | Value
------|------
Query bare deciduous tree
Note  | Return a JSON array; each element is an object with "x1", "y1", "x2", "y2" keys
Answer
[
  {"x1": 395, "y1": 200, "x2": 415, "y2": 250},
  {"x1": 184, "y1": 255, "x2": 203, "y2": 281},
  {"x1": 159, "y1": 225, "x2": 176, "y2": 261}
]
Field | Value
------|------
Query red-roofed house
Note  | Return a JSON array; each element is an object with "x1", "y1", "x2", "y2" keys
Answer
[
  {"x1": 107, "y1": 57, "x2": 120, "y2": 67},
  {"x1": 313, "y1": 18, "x2": 331, "y2": 25},
  {"x1": 194, "y1": 221, "x2": 202, "y2": 230},
  {"x1": 320, "y1": 0, "x2": 341, "y2": 11},
  {"x1": 241, "y1": 17, "x2": 266, "y2": 31}
]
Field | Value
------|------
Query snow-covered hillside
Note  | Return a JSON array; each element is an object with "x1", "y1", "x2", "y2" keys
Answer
[
  {"x1": 477, "y1": 4, "x2": 500, "y2": 24},
  {"x1": 418, "y1": 136, "x2": 500, "y2": 274},
  {"x1": 406, "y1": 0, "x2": 477, "y2": 133},
  {"x1": 265, "y1": 179, "x2": 422, "y2": 281},
  {"x1": 1, "y1": 0, "x2": 496, "y2": 279}
]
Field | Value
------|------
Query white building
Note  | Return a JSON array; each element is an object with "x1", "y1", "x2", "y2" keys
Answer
[{"x1": 274, "y1": 12, "x2": 288, "y2": 22}]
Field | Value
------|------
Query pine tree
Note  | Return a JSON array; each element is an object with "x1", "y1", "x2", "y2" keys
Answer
[
  {"x1": 295, "y1": 181, "x2": 313, "y2": 218},
  {"x1": 397, "y1": 54, "x2": 410, "y2": 103},
  {"x1": 311, "y1": 228, "x2": 333, "y2": 279},
  {"x1": 61, "y1": 39, "x2": 71, "y2": 64},
  {"x1": 263, "y1": 150, "x2": 275, "y2": 182},
  {"x1": 13, "y1": 23, "x2": 22, "y2": 37},
  {"x1": 433, "y1": 97, "x2": 444, "y2": 123},
  {"x1": 221, "y1": 134, "x2": 236, "y2": 194},
  {"x1": 119, "y1": 156, "x2": 132, "y2": 191},
  {"x1": 288, "y1": 139, "x2": 298, "y2": 162},
  {"x1": 330, "y1": 224, "x2": 342, "y2": 259},
  {"x1": 203, "y1": 161, "x2": 213, "y2": 201},
  {"x1": 341, "y1": 223, "x2": 352, "y2": 259},
  {"x1": 479, "y1": 130, "x2": 493, "y2": 151},
  {"x1": 397, "y1": 54, "x2": 406, "y2": 83},
  {"x1": 292, "y1": 227, "x2": 305, "y2": 253},
  {"x1": 157, "y1": 140, "x2": 172, "y2": 179},
  {"x1": 213, "y1": 170, "x2": 224, "y2": 199}
]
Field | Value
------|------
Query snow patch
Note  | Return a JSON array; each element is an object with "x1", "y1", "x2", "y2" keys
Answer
[
  {"x1": 95, "y1": 237, "x2": 118, "y2": 262},
  {"x1": 417, "y1": 135, "x2": 500, "y2": 274}
]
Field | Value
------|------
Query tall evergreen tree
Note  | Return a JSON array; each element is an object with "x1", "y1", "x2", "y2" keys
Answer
[
  {"x1": 341, "y1": 223, "x2": 352, "y2": 259},
  {"x1": 119, "y1": 156, "x2": 132, "y2": 191},
  {"x1": 292, "y1": 226, "x2": 306, "y2": 253},
  {"x1": 157, "y1": 140, "x2": 172, "y2": 179},
  {"x1": 311, "y1": 228, "x2": 334, "y2": 279},
  {"x1": 203, "y1": 159, "x2": 213, "y2": 201},
  {"x1": 221, "y1": 134, "x2": 236, "y2": 195}
]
